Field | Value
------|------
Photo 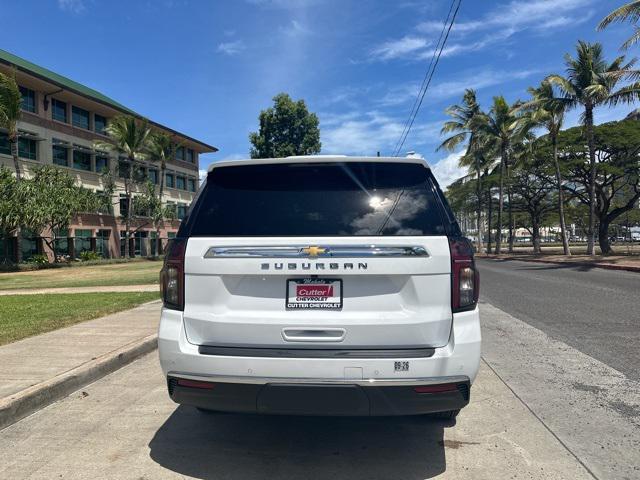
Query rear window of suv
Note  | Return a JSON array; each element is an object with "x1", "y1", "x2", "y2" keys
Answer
[{"x1": 187, "y1": 162, "x2": 447, "y2": 236}]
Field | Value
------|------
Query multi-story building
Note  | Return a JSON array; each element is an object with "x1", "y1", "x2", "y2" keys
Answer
[{"x1": 0, "y1": 49, "x2": 217, "y2": 261}]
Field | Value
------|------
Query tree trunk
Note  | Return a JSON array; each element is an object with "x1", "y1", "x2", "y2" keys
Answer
[
  {"x1": 487, "y1": 187, "x2": 493, "y2": 253},
  {"x1": 157, "y1": 159, "x2": 166, "y2": 256},
  {"x1": 9, "y1": 131, "x2": 22, "y2": 180},
  {"x1": 495, "y1": 147, "x2": 506, "y2": 255},
  {"x1": 584, "y1": 105, "x2": 597, "y2": 256},
  {"x1": 532, "y1": 217, "x2": 541, "y2": 254},
  {"x1": 598, "y1": 219, "x2": 612, "y2": 255},
  {"x1": 552, "y1": 136, "x2": 571, "y2": 256},
  {"x1": 124, "y1": 159, "x2": 133, "y2": 259},
  {"x1": 475, "y1": 156, "x2": 484, "y2": 254},
  {"x1": 506, "y1": 157, "x2": 514, "y2": 254}
]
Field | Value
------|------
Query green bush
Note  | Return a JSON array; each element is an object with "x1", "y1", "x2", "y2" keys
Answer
[
  {"x1": 79, "y1": 250, "x2": 101, "y2": 261},
  {"x1": 24, "y1": 254, "x2": 49, "y2": 265}
]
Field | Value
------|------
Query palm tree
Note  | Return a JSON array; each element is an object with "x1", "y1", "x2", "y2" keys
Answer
[
  {"x1": 146, "y1": 131, "x2": 176, "y2": 255},
  {"x1": 473, "y1": 96, "x2": 523, "y2": 255},
  {"x1": 598, "y1": 1, "x2": 640, "y2": 50},
  {"x1": 547, "y1": 41, "x2": 640, "y2": 255},
  {"x1": 438, "y1": 89, "x2": 484, "y2": 253},
  {"x1": 517, "y1": 80, "x2": 571, "y2": 256},
  {"x1": 95, "y1": 115, "x2": 152, "y2": 259},
  {"x1": 0, "y1": 71, "x2": 23, "y2": 180}
]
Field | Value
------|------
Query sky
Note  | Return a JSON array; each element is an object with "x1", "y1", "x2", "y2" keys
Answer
[{"x1": 0, "y1": 0, "x2": 634, "y2": 187}]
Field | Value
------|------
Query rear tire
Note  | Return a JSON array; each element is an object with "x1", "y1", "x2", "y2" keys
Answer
[{"x1": 430, "y1": 409, "x2": 460, "y2": 420}]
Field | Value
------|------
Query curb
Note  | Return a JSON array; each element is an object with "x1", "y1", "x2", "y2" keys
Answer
[
  {"x1": 0, "y1": 334, "x2": 158, "y2": 431},
  {"x1": 479, "y1": 255, "x2": 640, "y2": 273}
]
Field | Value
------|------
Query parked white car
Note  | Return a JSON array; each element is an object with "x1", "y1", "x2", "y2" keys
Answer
[{"x1": 159, "y1": 156, "x2": 481, "y2": 418}]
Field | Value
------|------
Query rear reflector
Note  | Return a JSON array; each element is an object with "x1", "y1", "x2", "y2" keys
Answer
[
  {"x1": 176, "y1": 379, "x2": 215, "y2": 390},
  {"x1": 414, "y1": 384, "x2": 458, "y2": 394}
]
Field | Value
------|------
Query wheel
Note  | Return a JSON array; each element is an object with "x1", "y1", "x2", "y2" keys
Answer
[{"x1": 430, "y1": 409, "x2": 460, "y2": 420}]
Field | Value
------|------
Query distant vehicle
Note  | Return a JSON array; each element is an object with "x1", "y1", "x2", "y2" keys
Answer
[{"x1": 158, "y1": 155, "x2": 480, "y2": 418}]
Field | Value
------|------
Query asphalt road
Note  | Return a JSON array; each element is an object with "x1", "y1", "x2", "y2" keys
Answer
[{"x1": 477, "y1": 258, "x2": 640, "y2": 381}]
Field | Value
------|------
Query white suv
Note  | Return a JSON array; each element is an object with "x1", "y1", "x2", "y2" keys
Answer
[{"x1": 159, "y1": 155, "x2": 480, "y2": 418}]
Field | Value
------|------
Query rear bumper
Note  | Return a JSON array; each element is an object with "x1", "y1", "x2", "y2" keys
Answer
[
  {"x1": 158, "y1": 307, "x2": 481, "y2": 415},
  {"x1": 167, "y1": 377, "x2": 470, "y2": 416}
]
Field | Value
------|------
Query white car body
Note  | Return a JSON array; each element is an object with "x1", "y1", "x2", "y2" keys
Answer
[{"x1": 159, "y1": 156, "x2": 481, "y2": 416}]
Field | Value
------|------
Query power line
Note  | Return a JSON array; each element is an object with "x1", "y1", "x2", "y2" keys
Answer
[
  {"x1": 393, "y1": 0, "x2": 462, "y2": 157},
  {"x1": 391, "y1": 0, "x2": 456, "y2": 157}
]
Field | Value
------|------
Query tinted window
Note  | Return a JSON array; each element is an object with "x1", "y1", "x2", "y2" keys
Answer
[
  {"x1": 188, "y1": 162, "x2": 446, "y2": 236},
  {"x1": 52, "y1": 144, "x2": 68, "y2": 166},
  {"x1": 73, "y1": 150, "x2": 91, "y2": 171},
  {"x1": 52, "y1": 99, "x2": 67, "y2": 122},
  {"x1": 94, "y1": 114, "x2": 107, "y2": 134},
  {"x1": 72, "y1": 106, "x2": 90, "y2": 129},
  {"x1": 19, "y1": 86, "x2": 36, "y2": 113}
]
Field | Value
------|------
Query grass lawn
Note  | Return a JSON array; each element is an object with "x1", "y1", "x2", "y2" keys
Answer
[
  {"x1": 0, "y1": 261, "x2": 162, "y2": 291},
  {"x1": 0, "y1": 291, "x2": 159, "y2": 345}
]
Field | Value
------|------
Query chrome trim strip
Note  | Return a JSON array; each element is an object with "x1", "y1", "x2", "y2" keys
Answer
[
  {"x1": 203, "y1": 245, "x2": 429, "y2": 258},
  {"x1": 167, "y1": 372, "x2": 469, "y2": 387}
]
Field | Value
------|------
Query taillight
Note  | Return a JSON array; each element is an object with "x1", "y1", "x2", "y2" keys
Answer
[
  {"x1": 161, "y1": 238, "x2": 186, "y2": 311},
  {"x1": 449, "y1": 237, "x2": 479, "y2": 313}
]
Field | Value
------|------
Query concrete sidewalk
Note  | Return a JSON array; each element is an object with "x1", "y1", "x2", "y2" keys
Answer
[
  {"x1": 0, "y1": 284, "x2": 159, "y2": 295},
  {"x1": 0, "y1": 300, "x2": 161, "y2": 429}
]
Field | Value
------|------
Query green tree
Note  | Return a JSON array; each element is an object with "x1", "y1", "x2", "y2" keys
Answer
[
  {"x1": 21, "y1": 166, "x2": 100, "y2": 262},
  {"x1": 135, "y1": 181, "x2": 176, "y2": 257},
  {"x1": 510, "y1": 145, "x2": 556, "y2": 254},
  {"x1": 249, "y1": 93, "x2": 321, "y2": 158},
  {"x1": 95, "y1": 115, "x2": 152, "y2": 258},
  {"x1": 558, "y1": 120, "x2": 640, "y2": 254},
  {"x1": 473, "y1": 96, "x2": 524, "y2": 254},
  {"x1": 0, "y1": 70, "x2": 23, "y2": 180},
  {"x1": 547, "y1": 41, "x2": 639, "y2": 255},
  {"x1": 147, "y1": 131, "x2": 178, "y2": 254},
  {"x1": 598, "y1": 1, "x2": 640, "y2": 50},
  {"x1": 0, "y1": 167, "x2": 27, "y2": 263},
  {"x1": 517, "y1": 80, "x2": 572, "y2": 255},
  {"x1": 438, "y1": 89, "x2": 485, "y2": 252}
]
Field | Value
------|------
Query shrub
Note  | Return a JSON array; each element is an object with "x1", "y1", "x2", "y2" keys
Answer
[
  {"x1": 24, "y1": 254, "x2": 49, "y2": 265},
  {"x1": 79, "y1": 250, "x2": 101, "y2": 261}
]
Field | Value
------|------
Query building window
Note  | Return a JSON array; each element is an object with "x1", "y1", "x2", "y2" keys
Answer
[
  {"x1": 53, "y1": 228, "x2": 68, "y2": 258},
  {"x1": 167, "y1": 231, "x2": 176, "y2": 240},
  {"x1": 95, "y1": 155, "x2": 109, "y2": 172},
  {"x1": 73, "y1": 149, "x2": 91, "y2": 171},
  {"x1": 52, "y1": 144, "x2": 69, "y2": 167},
  {"x1": 0, "y1": 133, "x2": 10, "y2": 155},
  {"x1": 19, "y1": 86, "x2": 36, "y2": 113},
  {"x1": 187, "y1": 178, "x2": 196, "y2": 192},
  {"x1": 18, "y1": 138, "x2": 37, "y2": 160},
  {"x1": 177, "y1": 204, "x2": 188, "y2": 220},
  {"x1": 94, "y1": 114, "x2": 107, "y2": 135},
  {"x1": 119, "y1": 195, "x2": 129, "y2": 216},
  {"x1": 52, "y1": 98, "x2": 67, "y2": 123},
  {"x1": 166, "y1": 173, "x2": 174, "y2": 188},
  {"x1": 72, "y1": 106, "x2": 90, "y2": 130},
  {"x1": 75, "y1": 229, "x2": 92, "y2": 255},
  {"x1": 96, "y1": 230, "x2": 110, "y2": 258},
  {"x1": 175, "y1": 146, "x2": 185, "y2": 162},
  {"x1": 186, "y1": 148, "x2": 195, "y2": 163},
  {"x1": 148, "y1": 169, "x2": 158, "y2": 184},
  {"x1": 176, "y1": 176, "x2": 186, "y2": 190}
]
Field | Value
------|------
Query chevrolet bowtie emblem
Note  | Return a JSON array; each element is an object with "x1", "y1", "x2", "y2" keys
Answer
[{"x1": 302, "y1": 246, "x2": 326, "y2": 257}]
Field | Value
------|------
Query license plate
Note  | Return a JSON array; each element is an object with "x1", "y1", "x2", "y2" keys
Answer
[{"x1": 286, "y1": 278, "x2": 343, "y2": 310}]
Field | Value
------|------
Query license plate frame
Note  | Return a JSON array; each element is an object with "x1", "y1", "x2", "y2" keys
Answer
[{"x1": 286, "y1": 278, "x2": 343, "y2": 310}]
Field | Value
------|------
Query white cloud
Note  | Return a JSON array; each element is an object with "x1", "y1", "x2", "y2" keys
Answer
[
  {"x1": 321, "y1": 111, "x2": 440, "y2": 155},
  {"x1": 431, "y1": 151, "x2": 466, "y2": 189},
  {"x1": 279, "y1": 19, "x2": 311, "y2": 37},
  {"x1": 371, "y1": 0, "x2": 594, "y2": 61},
  {"x1": 370, "y1": 36, "x2": 430, "y2": 61},
  {"x1": 217, "y1": 40, "x2": 246, "y2": 56},
  {"x1": 57, "y1": 0, "x2": 85, "y2": 13},
  {"x1": 429, "y1": 68, "x2": 541, "y2": 98}
]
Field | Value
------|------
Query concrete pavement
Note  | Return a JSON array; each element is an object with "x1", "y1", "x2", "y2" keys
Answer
[
  {"x1": 477, "y1": 258, "x2": 640, "y2": 381},
  {"x1": 0, "y1": 300, "x2": 161, "y2": 428},
  {"x1": 0, "y1": 353, "x2": 594, "y2": 480}
]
